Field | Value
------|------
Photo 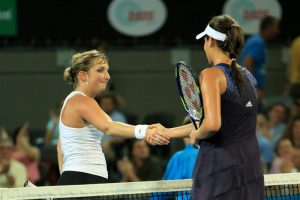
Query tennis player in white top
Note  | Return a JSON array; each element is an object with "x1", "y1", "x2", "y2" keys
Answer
[{"x1": 57, "y1": 50, "x2": 169, "y2": 185}]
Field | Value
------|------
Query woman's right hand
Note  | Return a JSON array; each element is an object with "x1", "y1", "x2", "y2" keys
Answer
[{"x1": 145, "y1": 123, "x2": 170, "y2": 145}]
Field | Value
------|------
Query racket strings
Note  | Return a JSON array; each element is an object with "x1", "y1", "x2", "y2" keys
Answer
[{"x1": 179, "y1": 67, "x2": 201, "y2": 119}]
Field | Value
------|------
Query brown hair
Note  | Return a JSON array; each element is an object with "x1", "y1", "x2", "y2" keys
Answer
[
  {"x1": 260, "y1": 15, "x2": 277, "y2": 32},
  {"x1": 208, "y1": 15, "x2": 244, "y2": 93},
  {"x1": 64, "y1": 50, "x2": 108, "y2": 87},
  {"x1": 282, "y1": 115, "x2": 300, "y2": 146}
]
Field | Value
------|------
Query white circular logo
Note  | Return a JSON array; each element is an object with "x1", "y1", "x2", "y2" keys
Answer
[
  {"x1": 223, "y1": 0, "x2": 282, "y2": 34},
  {"x1": 107, "y1": 0, "x2": 167, "y2": 37}
]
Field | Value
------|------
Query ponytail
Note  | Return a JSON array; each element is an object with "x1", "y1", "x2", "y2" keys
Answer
[{"x1": 230, "y1": 54, "x2": 243, "y2": 94}]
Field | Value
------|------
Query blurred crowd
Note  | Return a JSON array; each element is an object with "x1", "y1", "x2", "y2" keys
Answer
[
  {"x1": 1, "y1": 16, "x2": 300, "y2": 188},
  {"x1": 2, "y1": 89, "x2": 300, "y2": 188}
]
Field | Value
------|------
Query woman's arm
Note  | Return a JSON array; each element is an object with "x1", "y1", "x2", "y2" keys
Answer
[
  {"x1": 44, "y1": 115, "x2": 59, "y2": 145},
  {"x1": 21, "y1": 142, "x2": 40, "y2": 161},
  {"x1": 167, "y1": 123, "x2": 195, "y2": 138},
  {"x1": 117, "y1": 158, "x2": 140, "y2": 182},
  {"x1": 190, "y1": 67, "x2": 223, "y2": 142},
  {"x1": 150, "y1": 67, "x2": 223, "y2": 141},
  {"x1": 66, "y1": 96, "x2": 169, "y2": 144},
  {"x1": 18, "y1": 124, "x2": 40, "y2": 160}
]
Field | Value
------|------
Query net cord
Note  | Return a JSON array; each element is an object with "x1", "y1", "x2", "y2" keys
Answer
[
  {"x1": 1, "y1": 171, "x2": 300, "y2": 199},
  {"x1": 0, "y1": 179, "x2": 192, "y2": 200}
]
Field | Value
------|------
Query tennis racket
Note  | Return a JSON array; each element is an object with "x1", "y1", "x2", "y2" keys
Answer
[{"x1": 175, "y1": 61, "x2": 204, "y2": 148}]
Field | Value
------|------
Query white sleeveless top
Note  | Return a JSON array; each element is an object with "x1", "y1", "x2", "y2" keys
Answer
[{"x1": 59, "y1": 91, "x2": 108, "y2": 178}]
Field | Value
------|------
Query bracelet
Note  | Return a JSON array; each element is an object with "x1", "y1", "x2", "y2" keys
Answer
[{"x1": 134, "y1": 125, "x2": 148, "y2": 139}]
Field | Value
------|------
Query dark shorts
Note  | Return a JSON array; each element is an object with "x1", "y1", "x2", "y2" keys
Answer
[{"x1": 57, "y1": 171, "x2": 108, "y2": 185}]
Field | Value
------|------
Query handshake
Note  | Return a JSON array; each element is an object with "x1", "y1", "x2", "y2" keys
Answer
[
  {"x1": 143, "y1": 123, "x2": 170, "y2": 146},
  {"x1": 135, "y1": 122, "x2": 200, "y2": 147}
]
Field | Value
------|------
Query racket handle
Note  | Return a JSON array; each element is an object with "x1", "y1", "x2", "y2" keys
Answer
[
  {"x1": 191, "y1": 120, "x2": 198, "y2": 130},
  {"x1": 193, "y1": 137, "x2": 200, "y2": 149}
]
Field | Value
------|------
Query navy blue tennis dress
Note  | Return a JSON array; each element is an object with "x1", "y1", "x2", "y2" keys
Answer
[{"x1": 191, "y1": 64, "x2": 264, "y2": 200}]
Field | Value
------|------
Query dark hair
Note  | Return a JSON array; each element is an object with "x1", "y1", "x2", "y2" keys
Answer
[
  {"x1": 127, "y1": 140, "x2": 149, "y2": 159},
  {"x1": 260, "y1": 15, "x2": 277, "y2": 32},
  {"x1": 274, "y1": 138, "x2": 293, "y2": 156},
  {"x1": 94, "y1": 91, "x2": 123, "y2": 110},
  {"x1": 208, "y1": 15, "x2": 244, "y2": 93},
  {"x1": 265, "y1": 102, "x2": 289, "y2": 122},
  {"x1": 282, "y1": 115, "x2": 300, "y2": 146}
]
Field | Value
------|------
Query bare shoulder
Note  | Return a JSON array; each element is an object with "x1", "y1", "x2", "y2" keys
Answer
[
  {"x1": 66, "y1": 94, "x2": 98, "y2": 111},
  {"x1": 60, "y1": 94, "x2": 103, "y2": 127},
  {"x1": 67, "y1": 94, "x2": 86, "y2": 105},
  {"x1": 200, "y1": 67, "x2": 223, "y2": 80}
]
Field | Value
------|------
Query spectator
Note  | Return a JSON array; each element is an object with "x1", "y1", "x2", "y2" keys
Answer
[
  {"x1": 44, "y1": 99, "x2": 63, "y2": 146},
  {"x1": 283, "y1": 115, "x2": 300, "y2": 148},
  {"x1": 0, "y1": 134, "x2": 27, "y2": 187},
  {"x1": 117, "y1": 140, "x2": 164, "y2": 182},
  {"x1": 162, "y1": 116, "x2": 199, "y2": 180},
  {"x1": 288, "y1": 36, "x2": 300, "y2": 101},
  {"x1": 292, "y1": 148, "x2": 300, "y2": 171},
  {"x1": 239, "y1": 15, "x2": 280, "y2": 113},
  {"x1": 256, "y1": 114, "x2": 273, "y2": 170},
  {"x1": 290, "y1": 98, "x2": 300, "y2": 118},
  {"x1": 265, "y1": 102, "x2": 288, "y2": 149},
  {"x1": 12, "y1": 123, "x2": 41, "y2": 184},
  {"x1": 270, "y1": 138, "x2": 297, "y2": 173},
  {"x1": 95, "y1": 91, "x2": 128, "y2": 134},
  {"x1": 95, "y1": 91, "x2": 129, "y2": 182},
  {"x1": 43, "y1": 100, "x2": 64, "y2": 185}
]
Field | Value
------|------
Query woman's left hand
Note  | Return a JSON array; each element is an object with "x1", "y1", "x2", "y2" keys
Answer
[
  {"x1": 145, "y1": 124, "x2": 170, "y2": 145},
  {"x1": 189, "y1": 130, "x2": 199, "y2": 146}
]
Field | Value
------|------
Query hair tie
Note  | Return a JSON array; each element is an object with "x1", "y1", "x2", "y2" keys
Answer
[
  {"x1": 70, "y1": 67, "x2": 74, "y2": 75},
  {"x1": 232, "y1": 58, "x2": 236, "y2": 62}
]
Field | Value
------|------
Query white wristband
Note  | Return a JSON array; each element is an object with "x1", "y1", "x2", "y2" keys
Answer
[{"x1": 135, "y1": 125, "x2": 148, "y2": 139}]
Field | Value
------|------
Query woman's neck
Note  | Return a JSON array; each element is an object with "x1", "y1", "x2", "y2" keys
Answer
[
  {"x1": 211, "y1": 51, "x2": 232, "y2": 66},
  {"x1": 75, "y1": 88, "x2": 87, "y2": 95},
  {"x1": 75, "y1": 87, "x2": 95, "y2": 98},
  {"x1": 213, "y1": 56, "x2": 232, "y2": 65}
]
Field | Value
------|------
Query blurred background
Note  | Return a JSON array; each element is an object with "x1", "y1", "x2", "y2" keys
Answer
[
  {"x1": 0, "y1": 0, "x2": 297, "y2": 131},
  {"x1": 1, "y1": 0, "x2": 300, "y2": 186}
]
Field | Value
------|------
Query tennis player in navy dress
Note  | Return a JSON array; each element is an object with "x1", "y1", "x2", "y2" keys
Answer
[
  {"x1": 190, "y1": 62, "x2": 264, "y2": 200},
  {"x1": 151, "y1": 14, "x2": 264, "y2": 200}
]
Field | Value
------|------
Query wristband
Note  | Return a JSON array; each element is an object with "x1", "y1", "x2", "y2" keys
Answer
[{"x1": 135, "y1": 125, "x2": 148, "y2": 139}]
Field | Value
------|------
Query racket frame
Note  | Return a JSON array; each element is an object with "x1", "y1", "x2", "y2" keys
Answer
[{"x1": 175, "y1": 61, "x2": 204, "y2": 148}]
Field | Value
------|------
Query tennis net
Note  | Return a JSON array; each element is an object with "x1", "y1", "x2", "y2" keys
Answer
[{"x1": 1, "y1": 173, "x2": 300, "y2": 200}]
